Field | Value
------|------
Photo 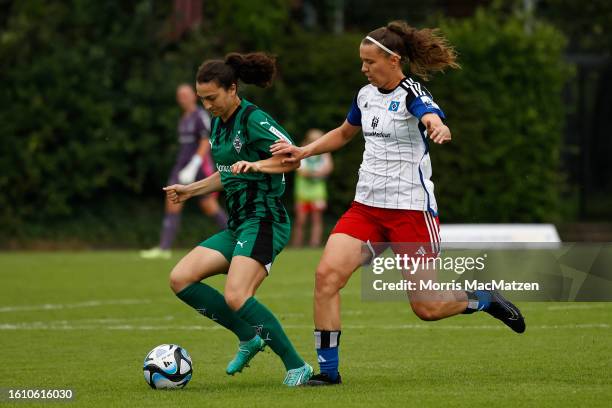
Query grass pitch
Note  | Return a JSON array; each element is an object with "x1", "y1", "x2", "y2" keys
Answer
[{"x1": 1, "y1": 250, "x2": 611, "y2": 407}]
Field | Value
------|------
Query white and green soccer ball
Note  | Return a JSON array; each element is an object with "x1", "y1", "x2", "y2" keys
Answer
[{"x1": 143, "y1": 344, "x2": 193, "y2": 389}]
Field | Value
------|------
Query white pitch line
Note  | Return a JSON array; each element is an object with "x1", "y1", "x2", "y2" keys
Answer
[
  {"x1": 0, "y1": 323, "x2": 608, "y2": 331},
  {"x1": 9, "y1": 316, "x2": 177, "y2": 324},
  {"x1": 0, "y1": 323, "x2": 224, "y2": 331},
  {"x1": 547, "y1": 304, "x2": 612, "y2": 311},
  {"x1": 259, "y1": 290, "x2": 361, "y2": 299},
  {"x1": 276, "y1": 310, "x2": 362, "y2": 318},
  {"x1": 0, "y1": 299, "x2": 151, "y2": 313},
  {"x1": 1, "y1": 300, "x2": 607, "y2": 314}
]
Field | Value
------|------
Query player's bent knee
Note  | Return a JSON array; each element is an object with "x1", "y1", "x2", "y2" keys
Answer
[
  {"x1": 224, "y1": 290, "x2": 249, "y2": 311},
  {"x1": 168, "y1": 274, "x2": 184, "y2": 294},
  {"x1": 411, "y1": 302, "x2": 445, "y2": 321},
  {"x1": 169, "y1": 266, "x2": 192, "y2": 294},
  {"x1": 315, "y1": 263, "x2": 347, "y2": 296}
]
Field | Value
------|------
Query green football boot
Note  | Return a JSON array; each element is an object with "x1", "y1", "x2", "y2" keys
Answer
[
  {"x1": 226, "y1": 335, "x2": 266, "y2": 375},
  {"x1": 282, "y1": 363, "x2": 313, "y2": 386}
]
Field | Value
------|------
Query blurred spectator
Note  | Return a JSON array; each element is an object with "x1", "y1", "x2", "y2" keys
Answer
[
  {"x1": 141, "y1": 84, "x2": 227, "y2": 259},
  {"x1": 292, "y1": 129, "x2": 333, "y2": 247}
]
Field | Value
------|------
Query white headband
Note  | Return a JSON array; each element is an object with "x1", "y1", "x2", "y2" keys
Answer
[{"x1": 365, "y1": 36, "x2": 401, "y2": 58}]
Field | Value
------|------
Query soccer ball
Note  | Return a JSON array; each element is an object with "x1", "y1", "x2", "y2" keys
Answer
[{"x1": 143, "y1": 344, "x2": 193, "y2": 389}]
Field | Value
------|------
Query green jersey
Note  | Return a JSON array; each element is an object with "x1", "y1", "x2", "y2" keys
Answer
[{"x1": 210, "y1": 99, "x2": 294, "y2": 229}]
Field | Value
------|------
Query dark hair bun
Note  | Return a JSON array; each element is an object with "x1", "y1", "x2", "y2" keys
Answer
[{"x1": 225, "y1": 52, "x2": 276, "y2": 88}]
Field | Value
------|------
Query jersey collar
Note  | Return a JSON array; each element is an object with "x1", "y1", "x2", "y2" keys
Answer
[
  {"x1": 377, "y1": 77, "x2": 407, "y2": 94},
  {"x1": 218, "y1": 100, "x2": 244, "y2": 135}
]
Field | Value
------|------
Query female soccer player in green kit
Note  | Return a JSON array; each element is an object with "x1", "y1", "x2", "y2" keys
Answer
[{"x1": 163, "y1": 52, "x2": 313, "y2": 386}]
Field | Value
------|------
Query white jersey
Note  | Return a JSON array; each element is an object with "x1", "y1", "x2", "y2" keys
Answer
[{"x1": 346, "y1": 77, "x2": 445, "y2": 215}]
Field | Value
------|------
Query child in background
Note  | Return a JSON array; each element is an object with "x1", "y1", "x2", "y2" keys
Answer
[{"x1": 292, "y1": 129, "x2": 333, "y2": 247}]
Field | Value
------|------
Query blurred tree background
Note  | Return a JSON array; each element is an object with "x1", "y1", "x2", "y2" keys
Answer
[{"x1": 0, "y1": 0, "x2": 609, "y2": 248}]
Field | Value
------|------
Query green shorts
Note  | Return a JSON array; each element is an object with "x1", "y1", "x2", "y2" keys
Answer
[{"x1": 199, "y1": 218, "x2": 290, "y2": 273}]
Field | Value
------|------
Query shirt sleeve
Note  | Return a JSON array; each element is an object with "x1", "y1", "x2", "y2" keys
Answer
[
  {"x1": 403, "y1": 80, "x2": 446, "y2": 120},
  {"x1": 247, "y1": 111, "x2": 294, "y2": 155},
  {"x1": 346, "y1": 94, "x2": 362, "y2": 126},
  {"x1": 408, "y1": 94, "x2": 446, "y2": 120}
]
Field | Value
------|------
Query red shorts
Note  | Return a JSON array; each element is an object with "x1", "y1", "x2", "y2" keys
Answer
[
  {"x1": 296, "y1": 200, "x2": 327, "y2": 213},
  {"x1": 331, "y1": 201, "x2": 440, "y2": 256}
]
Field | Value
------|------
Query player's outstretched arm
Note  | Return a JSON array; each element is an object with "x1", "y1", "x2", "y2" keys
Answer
[
  {"x1": 421, "y1": 113, "x2": 451, "y2": 144},
  {"x1": 163, "y1": 171, "x2": 223, "y2": 204},
  {"x1": 231, "y1": 155, "x2": 300, "y2": 175},
  {"x1": 270, "y1": 120, "x2": 361, "y2": 163}
]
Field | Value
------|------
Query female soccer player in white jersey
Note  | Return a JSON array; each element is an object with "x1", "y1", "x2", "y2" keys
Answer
[{"x1": 271, "y1": 20, "x2": 526, "y2": 386}]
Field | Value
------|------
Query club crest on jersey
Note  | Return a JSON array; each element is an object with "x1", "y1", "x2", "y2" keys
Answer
[
  {"x1": 233, "y1": 132, "x2": 243, "y2": 153},
  {"x1": 388, "y1": 101, "x2": 400, "y2": 111}
]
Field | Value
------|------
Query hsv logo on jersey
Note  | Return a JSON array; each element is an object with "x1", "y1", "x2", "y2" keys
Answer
[{"x1": 388, "y1": 101, "x2": 400, "y2": 111}]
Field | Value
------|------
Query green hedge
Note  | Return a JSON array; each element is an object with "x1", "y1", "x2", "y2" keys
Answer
[
  {"x1": 428, "y1": 8, "x2": 571, "y2": 222},
  {"x1": 0, "y1": 1, "x2": 180, "y2": 230},
  {"x1": 0, "y1": 1, "x2": 571, "y2": 246}
]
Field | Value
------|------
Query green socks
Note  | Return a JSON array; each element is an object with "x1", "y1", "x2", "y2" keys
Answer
[
  {"x1": 176, "y1": 282, "x2": 255, "y2": 341},
  {"x1": 236, "y1": 297, "x2": 304, "y2": 370},
  {"x1": 176, "y1": 285, "x2": 304, "y2": 371}
]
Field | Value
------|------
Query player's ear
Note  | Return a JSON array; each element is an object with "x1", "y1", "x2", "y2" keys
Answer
[{"x1": 390, "y1": 55, "x2": 401, "y2": 69}]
